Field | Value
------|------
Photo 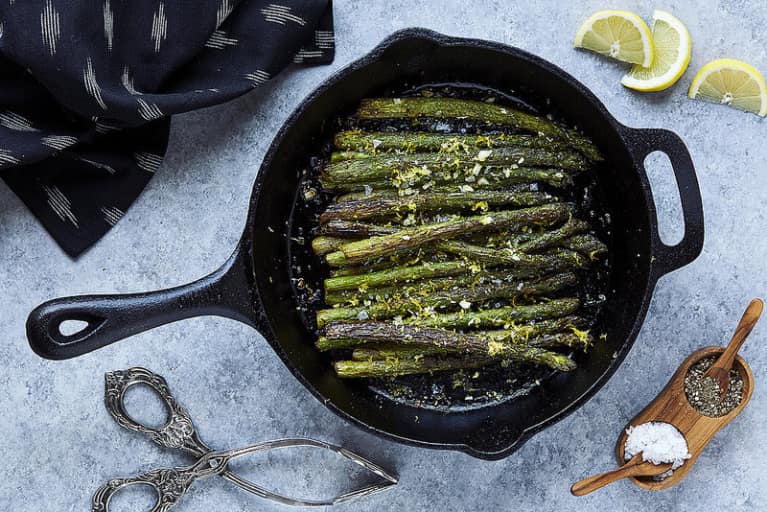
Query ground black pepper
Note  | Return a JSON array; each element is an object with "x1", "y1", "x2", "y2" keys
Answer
[{"x1": 684, "y1": 355, "x2": 744, "y2": 417}]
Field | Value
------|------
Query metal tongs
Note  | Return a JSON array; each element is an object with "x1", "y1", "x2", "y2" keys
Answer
[{"x1": 92, "y1": 367, "x2": 397, "y2": 511}]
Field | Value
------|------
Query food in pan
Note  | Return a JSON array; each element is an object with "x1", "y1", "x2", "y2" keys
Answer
[{"x1": 304, "y1": 91, "x2": 609, "y2": 381}]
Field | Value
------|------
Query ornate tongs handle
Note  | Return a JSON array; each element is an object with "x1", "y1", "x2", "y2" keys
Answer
[
  {"x1": 104, "y1": 367, "x2": 209, "y2": 455},
  {"x1": 92, "y1": 466, "x2": 196, "y2": 512}
]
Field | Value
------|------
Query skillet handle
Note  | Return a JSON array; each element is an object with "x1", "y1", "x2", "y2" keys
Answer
[
  {"x1": 26, "y1": 247, "x2": 257, "y2": 360},
  {"x1": 623, "y1": 127, "x2": 704, "y2": 278}
]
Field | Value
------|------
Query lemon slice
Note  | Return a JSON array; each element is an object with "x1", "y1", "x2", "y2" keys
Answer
[
  {"x1": 688, "y1": 58, "x2": 767, "y2": 117},
  {"x1": 574, "y1": 10, "x2": 654, "y2": 67},
  {"x1": 621, "y1": 11, "x2": 691, "y2": 91}
]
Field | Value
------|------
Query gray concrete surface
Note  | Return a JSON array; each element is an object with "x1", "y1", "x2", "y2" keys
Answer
[{"x1": 2, "y1": 1, "x2": 766, "y2": 510}]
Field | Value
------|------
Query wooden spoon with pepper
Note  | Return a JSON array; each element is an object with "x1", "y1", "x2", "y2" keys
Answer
[{"x1": 703, "y1": 298, "x2": 762, "y2": 399}]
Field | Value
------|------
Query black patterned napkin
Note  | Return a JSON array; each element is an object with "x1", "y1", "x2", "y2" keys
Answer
[{"x1": 0, "y1": 0, "x2": 334, "y2": 256}]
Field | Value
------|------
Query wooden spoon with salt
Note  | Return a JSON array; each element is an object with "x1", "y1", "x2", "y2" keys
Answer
[
  {"x1": 570, "y1": 453, "x2": 671, "y2": 496},
  {"x1": 703, "y1": 298, "x2": 762, "y2": 398}
]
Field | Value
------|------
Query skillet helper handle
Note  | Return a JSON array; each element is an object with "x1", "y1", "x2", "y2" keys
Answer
[
  {"x1": 624, "y1": 127, "x2": 704, "y2": 278},
  {"x1": 27, "y1": 249, "x2": 255, "y2": 360}
]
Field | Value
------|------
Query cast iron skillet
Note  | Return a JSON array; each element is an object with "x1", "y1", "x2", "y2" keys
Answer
[{"x1": 26, "y1": 29, "x2": 704, "y2": 460}]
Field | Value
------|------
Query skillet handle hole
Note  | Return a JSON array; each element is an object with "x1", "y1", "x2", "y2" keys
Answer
[
  {"x1": 58, "y1": 319, "x2": 90, "y2": 337},
  {"x1": 644, "y1": 151, "x2": 684, "y2": 246}
]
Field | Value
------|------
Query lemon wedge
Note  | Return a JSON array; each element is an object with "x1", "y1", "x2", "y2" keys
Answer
[
  {"x1": 688, "y1": 58, "x2": 767, "y2": 117},
  {"x1": 574, "y1": 10, "x2": 654, "y2": 67},
  {"x1": 621, "y1": 11, "x2": 691, "y2": 91}
]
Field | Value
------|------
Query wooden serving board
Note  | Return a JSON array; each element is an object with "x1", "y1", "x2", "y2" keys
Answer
[{"x1": 615, "y1": 346, "x2": 753, "y2": 490}]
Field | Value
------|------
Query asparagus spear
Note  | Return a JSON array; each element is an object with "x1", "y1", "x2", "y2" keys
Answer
[
  {"x1": 356, "y1": 97, "x2": 570, "y2": 139},
  {"x1": 325, "y1": 203, "x2": 573, "y2": 266},
  {"x1": 319, "y1": 167, "x2": 573, "y2": 192},
  {"x1": 334, "y1": 131, "x2": 572, "y2": 154},
  {"x1": 329, "y1": 151, "x2": 370, "y2": 163},
  {"x1": 334, "y1": 346, "x2": 576, "y2": 378},
  {"x1": 351, "y1": 332, "x2": 590, "y2": 360},
  {"x1": 315, "y1": 272, "x2": 577, "y2": 326},
  {"x1": 402, "y1": 297, "x2": 579, "y2": 329},
  {"x1": 323, "y1": 269, "x2": 536, "y2": 305},
  {"x1": 334, "y1": 355, "x2": 495, "y2": 378},
  {"x1": 515, "y1": 218, "x2": 589, "y2": 253},
  {"x1": 335, "y1": 183, "x2": 536, "y2": 202},
  {"x1": 329, "y1": 252, "x2": 428, "y2": 277},
  {"x1": 322, "y1": 147, "x2": 588, "y2": 183},
  {"x1": 355, "y1": 98, "x2": 601, "y2": 160},
  {"x1": 316, "y1": 315, "x2": 588, "y2": 351},
  {"x1": 436, "y1": 241, "x2": 588, "y2": 272},
  {"x1": 312, "y1": 236, "x2": 352, "y2": 255},
  {"x1": 562, "y1": 234, "x2": 608, "y2": 260},
  {"x1": 318, "y1": 219, "x2": 398, "y2": 237},
  {"x1": 319, "y1": 190, "x2": 557, "y2": 223},
  {"x1": 324, "y1": 260, "x2": 473, "y2": 292}
]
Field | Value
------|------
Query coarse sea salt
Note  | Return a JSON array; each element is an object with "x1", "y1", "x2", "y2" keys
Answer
[{"x1": 624, "y1": 422, "x2": 691, "y2": 478}]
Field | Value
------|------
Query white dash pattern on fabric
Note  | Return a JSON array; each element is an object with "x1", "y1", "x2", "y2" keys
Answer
[
  {"x1": 293, "y1": 49, "x2": 324, "y2": 63},
  {"x1": 41, "y1": 135, "x2": 78, "y2": 150},
  {"x1": 94, "y1": 120, "x2": 119, "y2": 133},
  {"x1": 0, "y1": 149, "x2": 20, "y2": 165},
  {"x1": 83, "y1": 57, "x2": 108, "y2": 110},
  {"x1": 44, "y1": 185, "x2": 79, "y2": 228},
  {"x1": 0, "y1": 111, "x2": 39, "y2": 132},
  {"x1": 244, "y1": 69, "x2": 270, "y2": 86},
  {"x1": 79, "y1": 157, "x2": 116, "y2": 174},
  {"x1": 261, "y1": 4, "x2": 306, "y2": 25},
  {"x1": 314, "y1": 30, "x2": 334, "y2": 49},
  {"x1": 40, "y1": 0, "x2": 61, "y2": 55},
  {"x1": 216, "y1": 0, "x2": 235, "y2": 27},
  {"x1": 137, "y1": 98, "x2": 163, "y2": 120},
  {"x1": 134, "y1": 151, "x2": 163, "y2": 173},
  {"x1": 205, "y1": 30, "x2": 238, "y2": 49},
  {"x1": 121, "y1": 66, "x2": 142, "y2": 95},
  {"x1": 103, "y1": 0, "x2": 114, "y2": 51},
  {"x1": 100, "y1": 206, "x2": 124, "y2": 226},
  {"x1": 151, "y1": 2, "x2": 167, "y2": 53}
]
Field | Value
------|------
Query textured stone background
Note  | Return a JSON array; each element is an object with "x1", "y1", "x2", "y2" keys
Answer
[{"x1": 2, "y1": 1, "x2": 766, "y2": 510}]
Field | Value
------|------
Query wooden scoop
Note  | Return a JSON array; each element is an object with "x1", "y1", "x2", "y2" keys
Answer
[
  {"x1": 614, "y1": 345, "x2": 754, "y2": 490},
  {"x1": 703, "y1": 299, "x2": 762, "y2": 398},
  {"x1": 570, "y1": 453, "x2": 672, "y2": 496}
]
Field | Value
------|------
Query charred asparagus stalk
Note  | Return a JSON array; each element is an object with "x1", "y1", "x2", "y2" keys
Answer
[
  {"x1": 323, "y1": 260, "x2": 473, "y2": 293},
  {"x1": 329, "y1": 151, "x2": 370, "y2": 162},
  {"x1": 335, "y1": 183, "x2": 536, "y2": 202},
  {"x1": 351, "y1": 332, "x2": 591, "y2": 360},
  {"x1": 334, "y1": 131, "x2": 573, "y2": 154},
  {"x1": 401, "y1": 297, "x2": 579, "y2": 329},
  {"x1": 318, "y1": 219, "x2": 398, "y2": 238},
  {"x1": 319, "y1": 167, "x2": 573, "y2": 192},
  {"x1": 515, "y1": 218, "x2": 590, "y2": 253},
  {"x1": 334, "y1": 346, "x2": 576, "y2": 378},
  {"x1": 323, "y1": 270, "x2": 535, "y2": 305},
  {"x1": 315, "y1": 272, "x2": 577, "y2": 326},
  {"x1": 325, "y1": 203, "x2": 573, "y2": 266},
  {"x1": 356, "y1": 97, "x2": 570, "y2": 139},
  {"x1": 319, "y1": 190, "x2": 558, "y2": 223},
  {"x1": 562, "y1": 234, "x2": 609, "y2": 260},
  {"x1": 436, "y1": 241, "x2": 588, "y2": 272},
  {"x1": 322, "y1": 147, "x2": 588, "y2": 184},
  {"x1": 311, "y1": 236, "x2": 353, "y2": 255},
  {"x1": 355, "y1": 98, "x2": 601, "y2": 160},
  {"x1": 316, "y1": 315, "x2": 588, "y2": 351},
  {"x1": 334, "y1": 355, "x2": 495, "y2": 378}
]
